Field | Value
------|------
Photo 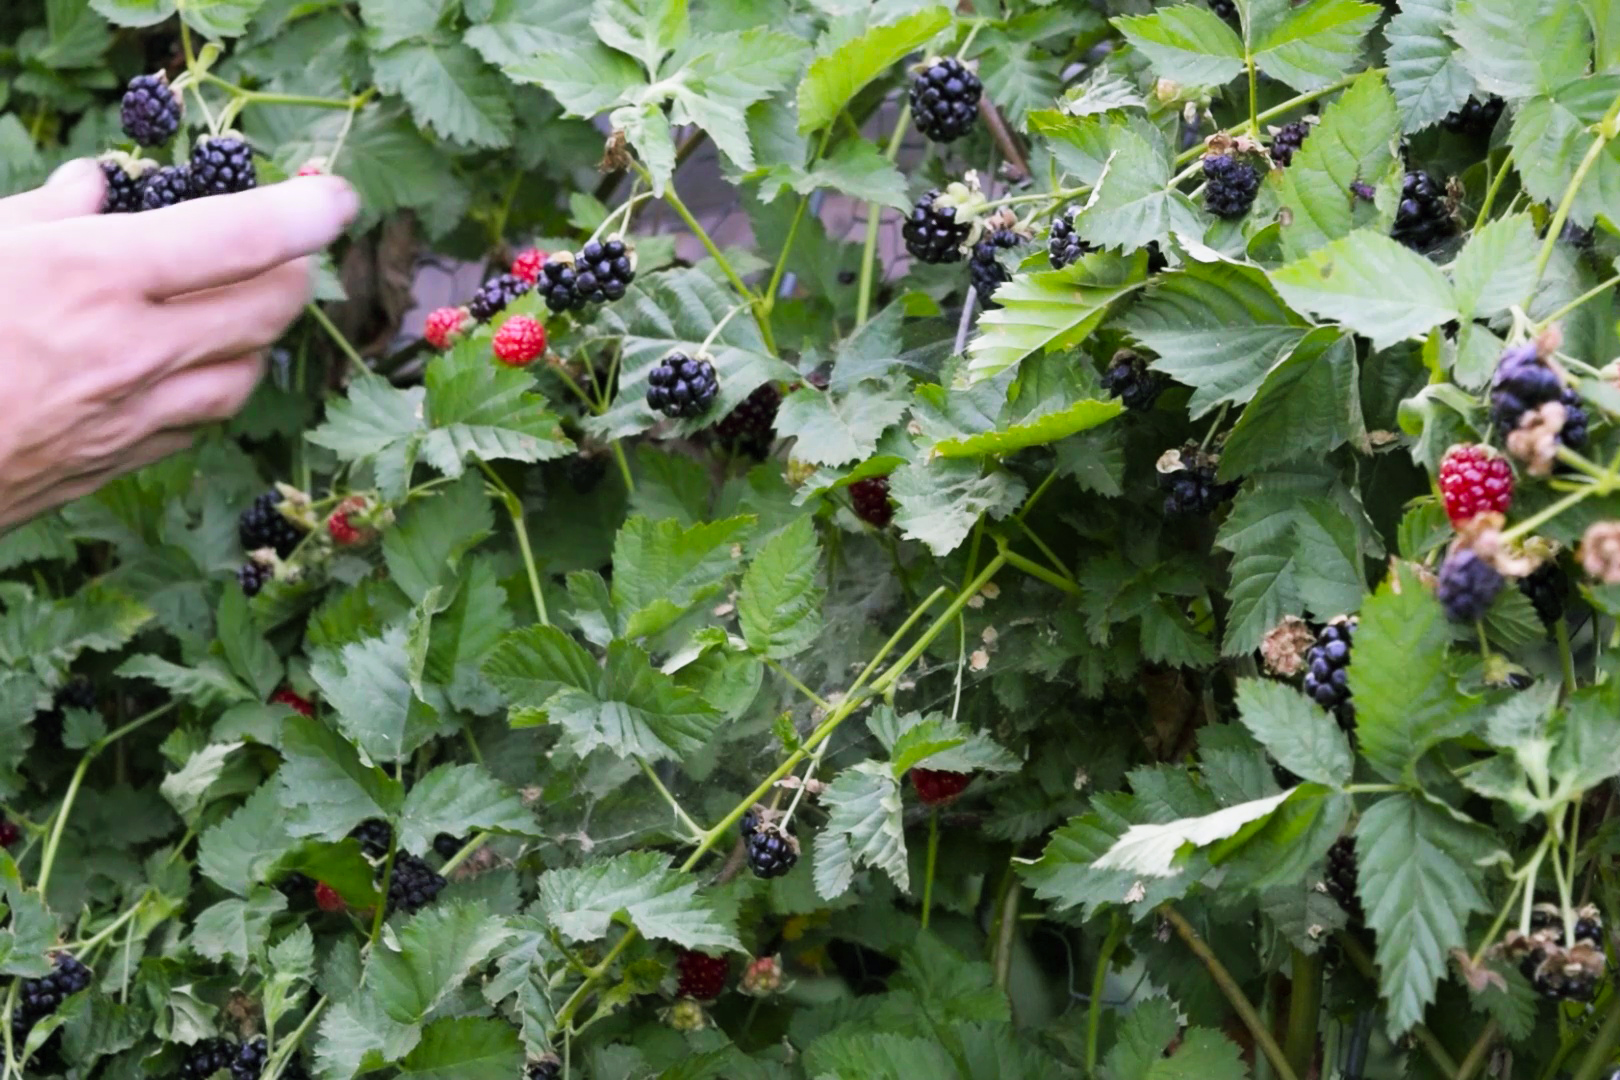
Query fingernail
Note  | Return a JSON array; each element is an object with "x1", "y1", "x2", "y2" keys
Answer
[
  {"x1": 317, "y1": 177, "x2": 361, "y2": 226},
  {"x1": 279, "y1": 177, "x2": 361, "y2": 251}
]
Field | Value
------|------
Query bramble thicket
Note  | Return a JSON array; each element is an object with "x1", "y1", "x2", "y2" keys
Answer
[{"x1": 5, "y1": 0, "x2": 1620, "y2": 1078}]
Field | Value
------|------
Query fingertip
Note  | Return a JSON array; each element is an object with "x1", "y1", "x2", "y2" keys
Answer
[{"x1": 48, "y1": 157, "x2": 105, "y2": 196}]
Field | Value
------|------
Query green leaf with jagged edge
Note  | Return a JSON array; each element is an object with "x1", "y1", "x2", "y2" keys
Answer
[
  {"x1": 586, "y1": 268, "x2": 797, "y2": 441},
  {"x1": 796, "y1": 7, "x2": 952, "y2": 133},
  {"x1": 1270, "y1": 230, "x2": 1459, "y2": 350},
  {"x1": 890, "y1": 458, "x2": 1028, "y2": 556},
  {"x1": 421, "y1": 338, "x2": 574, "y2": 477},
  {"x1": 315, "y1": 993, "x2": 420, "y2": 1079},
  {"x1": 1347, "y1": 564, "x2": 1476, "y2": 781},
  {"x1": 395, "y1": 763, "x2": 541, "y2": 854},
  {"x1": 1215, "y1": 483, "x2": 1367, "y2": 655},
  {"x1": 305, "y1": 374, "x2": 425, "y2": 502},
  {"x1": 381, "y1": 475, "x2": 494, "y2": 605},
  {"x1": 666, "y1": 29, "x2": 805, "y2": 175},
  {"x1": 1092, "y1": 788, "x2": 1296, "y2": 878},
  {"x1": 197, "y1": 782, "x2": 296, "y2": 897},
  {"x1": 504, "y1": 42, "x2": 644, "y2": 116},
  {"x1": 815, "y1": 761, "x2": 908, "y2": 899},
  {"x1": 356, "y1": 0, "x2": 443, "y2": 51},
  {"x1": 370, "y1": 39, "x2": 515, "y2": 149},
  {"x1": 423, "y1": 557, "x2": 511, "y2": 706},
  {"x1": 173, "y1": 0, "x2": 264, "y2": 37},
  {"x1": 536, "y1": 851, "x2": 742, "y2": 950},
  {"x1": 738, "y1": 516, "x2": 824, "y2": 659},
  {"x1": 610, "y1": 100, "x2": 677, "y2": 193},
  {"x1": 396, "y1": 1017, "x2": 524, "y2": 1080},
  {"x1": 1122, "y1": 258, "x2": 1312, "y2": 418},
  {"x1": 1104, "y1": 996, "x2": 1248, "y2": 1080},
  {"x1": 464, "y1": 0, "x2": 593, "y2": 66},
  {"x1": 590, "y1": 0, "x2": 686, "y2": 75},
  {"x1": 310, "y1": 624, "x2": 441, "y2": 765},
  {"x1": 117, "y1": 655, "x2": 254, "y2": 710},
  {"x1": 1550, "y1": 680, "x2": 1620, "y2": 795},
  {"x1": 1452, "y1": 0, "x2": 1592, "y2": 101},
  {"x1": 485, "y1": 626, "x2": 723, "y2": 761},
  {"x1": 160, "y1": 742, "x2": 243, "y2": 823},
  {"x1": 1219, "y1": 329, "x2": 1367, "y2": 476},
  {"x1": 278, "y1": 714, "x2": 406, "y2": 841},
  {"x1": 1252, "y1": 0, "x2": 1379, "y2": 90},
  {"x1": 1259, "y1": 878, "x2": 1348, "y2": 954},
  {"x1": 0, "y1": 854, "x2": 54, "y2": 977},
  {"x1": 0, "y1": 516, "x2": 75, "y2": 572},
  {"x1": 190, "y1": 889, "x2": 287, "y2": 968},
  {"x1": 1384, "y1": 0, "x2": 1476, "y2": 133},
  {"x1": 804, "y1": 1032, "x2": 958, "y2": 1080},
  {"x1": 1268, "y1": 70, "x2": 1400, "y2": 259},
  {"x1": 1234, "y1": 678, "x2": 1354, "y2": 786},
  {"x1": 776, "y1": 138, "x2": 910, "y2": 209},
  {"x1": 1451, "y1": 214, "x2": 1541, "y2": 319},
  {"x1": 966, "y1": 252, "x2": 1149, "y2": 383},
  {"x1": 1071, "y1": 121, "x2": 1203, "y2": 254},
  {"x1": 1356, "y1": 792, "x2": 1496, "y2": 1037},
  {"x1": 1111, "y1": 6, "x2": 1245, "y2": 86},
  {"x1": 1510, "y1": 79, "x2": 1620, "y2": 232},
  {"x1": 933, "y1": 399, "x2": 1123, "y2": 458},
  {"x1": 870, "y1": 708, "x2": 1022, "y2": 776},
  {"x1": 367, "y1": 902, "x2": 513, "y2": 1024},
  {"x1": 215, "y1": 586, "x2": 281, "y2": 702},
  {"x1": 773, "y1": 380, "x2": 912, "y2": 466},
  {"x1": 610, "y1": 515, "x2": 753, "y2": 640}
]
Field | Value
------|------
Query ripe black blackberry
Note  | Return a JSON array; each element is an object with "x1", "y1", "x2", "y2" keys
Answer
[
  {"x1": 1442, "y1": 96, "x2": 1504, "y2": 137},
  {"x1": 1203, "y1": 153, "x2": 1260, "y2": 219},
  {"x1": 535, "y1": 255, "x2": 587, "y2": 314},
  {"x1": 1146, "y1": 240, "x2": 1169, "y2": 274},
  {"x1": 237, "y1": 561, "x2": 271, "y2": 597},
  {"x1": 1161, "y1": 462, "x2": 1238, "y2": 517},
  {"x1": 1047, "y1": 208, "x2": 1091, "y2": 269},
  {"x1": 189, "y1": 136, "x2": 256, "y2": 198},
  {"x1": 468, "y1": 272, "x2": 532, "y2": 323},
  {"x1": 1302, "y1": 618, "x2": 1357, "y2": 727},
  {"x1": 850, "y1": 475, "x2": 894, "y2": 528},
  {"x1": 646, "y1": 353, "x2": 719, "y2": 419},
  {"x1": 1324, "y1": 837, "x2": 1363, "y2": 922},
  {"x1": 121, "y1": 73, "x2": 182, "y2": 147},
  {"x1": 572, "y1": 237, "x2": 636, "y2": 305},
  {"x1": 746, "y1": 822, "x2": 799, "y2": 879},
  {"x1": 231, "y1": 1037, "x2": 269, "y2": 1080},
  {"x1": 1490, "y1": 343, "x2": 1589, "y2": 449},
  {"x1": 179, "y1": 1038, "x2": 235, "y2": 1080},
  {"x1": 239, "y1": 490, "x2": 305, "y2": 558},
  {"x1": 433, "y1": 832, "x2": 464, "y2": 859},
  {"x1": 277, "y1": 871, "x2": 316, "y2": 906},
  {"x1": 11, "y1": 953, "x2": 92, "y2": 1045},
  {"x1": 902, "y1": 190, "x2": 971, "y2": 265},
  {"x1": 713, "y1": 382, "x2": 781, "y2": 459},
  {"x1": 527, "y1": 1056, "x2": 562, "y2": 1080},
  {"x1": 1269, "y1": 121, "x2": 1310, "y2": 167},
  {"x1": 1392, "y1": 169, "x2": 1455, "y2": 250},
  {"x1": 909, "y1": 57, "x2": 981, "y2": 144},
  {"x1": 140, "y1": 165, "x2": 191, "y2": 211},
  {"x1": 1100, "y1": 353, "x2": 1166, "y2": 411},
  {"x1": 1210, "y1": 0, "x2": 1238, "y2": 20},
  {"x1": 740, "y1": 804, "x2": 764, "y2": 840},
  {"x1": 1437, "y1": 549, "x2": 1503, "y2": 622},
  {"x1": 1519, "y1": 903, "x2": 1606, "y2": 1000},
  {"x1": 100, "y1": 157, "x2": 153, "y2": 214},
  {"x1": 386, "y1": 852, "x2": 447, "y2": 913},
  {"x1": 1520, "y1": 562, "x2": 1568, "y2": 629},
  {"x1": 350, "y1": 819, "x2": 393, "y2": 859}
]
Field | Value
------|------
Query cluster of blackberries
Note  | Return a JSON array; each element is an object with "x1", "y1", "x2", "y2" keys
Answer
[
  {"x1": 121, "y1": 73, "x2": 183, "y2": 147},
  {"x1": 1100, "y1": 353, "x2": 1166, "y2": 412},
  {"x1": 527, "y1": 1057, "x2": 562, "y2": 1080},
  {"x1": 909, "y1": 57, "x2": 981, "y2": 144},
  {"x1": 351, "y1": 819, "x2": 392, "y2": 858},
  {"x1": 468, "y1": 273, "x2": 532, "y2": 324},
  {"x1": 237, "y1": 562, "x2": 272, "y2": 597},
  {"x1": 12, "y1": 953, "x2": 92, "y2": 1047},
  {"x1": 849, "y1": 475, "x2": 894, "y2": 528},
  {"x1": 178, "y1": 1038, "x2": 236, "y2": 1080},
  {"x1": 1442, "y1": 96, "x2": 1504, "y2": 137},
  {"x1": 1161, "y1": 460, "x2": 1239, "y2": 517},
  {"x1": 433, "y1": 832, "x2": 465, "y2": 859},
  {"x1": 646, "y1": 353, "x2": 719, "y2": 418},
  {"x1": 1302, "y1": 618, "x2": 1357, "y2": 727},
  {"x1": 1437, "y1": 549, "x2": 1503, "y2": 622},
  {"x1": 1047, "y1": 208, "x2": 1091, "y2": 269},
  {"x1": 740, "y1": 807, "x2": 799, "y2": 880},
  {"x1": 1392, "y1": 169, "x2": 1454, "y2": 250},
  {"x1": 969, "y1": 228, "x2": 1024, "y2": 309},
  {"x1": 536, "y1": 238, "x2": 636, "y2": 313},
  {"x1": 1490, "y1": 343, "x2": 1589, "y2": 449},
  {"x1": 239, "y1": 490, "x2": 306, "y2": 558},
  {"x1": 387, "y1": 852, "x2": 447, "y2": 914},
  {"x1": 1203, "y1": 153, "x2": 1261, "y2": 219},
  {"x1": 1269, "y1": 121, "x2": 1310, "y2": 167},
  {"x1": 713, "y1": 382, "x2": 781, "y2": 459},
  {"x1": 101, "y1": 139, "x2": 257, "y2": 215},
  {"x1": 1323, "y1": 837, "x2": 1363, "y2": 922},
  {"x1": 903, "y1": 190, "x2": 972, "y2": 265},
  {"x1": 1520, "y1": 562, "x2": 1568, "y2": 630},
  {"x1": 1514, "y1": 904, "x2": 1606, "y2": 1000}
]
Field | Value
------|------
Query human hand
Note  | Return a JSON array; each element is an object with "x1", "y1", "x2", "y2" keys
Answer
[{"x1": 0, "y1": 159, "x2": 358, "y2": 528}]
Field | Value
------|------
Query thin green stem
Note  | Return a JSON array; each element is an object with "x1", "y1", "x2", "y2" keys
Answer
[
  {"x1": 1015, "y1": 467, "x2": 1060, "y2": 523},
  {"x1": 698, "y1": 304, "x2": 748, "y2": 355},
  {"x1": 1536, "y1": 273, "x2": 1620, "y2": 332},
  {"x1": 1557, "y1": 617, "x2": 1578, "y2": 694},
  {"x1": 848, "y1": 586, "x2": 949, "y2": 699},
  {"x1": 1570, "y1": 993, "x2": 1620, "y2": 1080},
  {"x1": 1245, "y1": 56, "x2": 1259, "y2": 145},
  {"x1": 637, "y1": 758, "x2": 705, "y2": 840},
  {"x1": 763, "y1": 128, "x2": 832, "y2": 312},
  {"x1": 440, "y1": 833, "x2": 488, "y2": 877},
  {"x1": 1471, "y1": 873, "x2": 1526, "y2": 967},
  {"x1": 870, "y1": 556, "x2": 1007, "y2": 695},
  {"x1": 763, "y1": 657, "x2": 831, "y2": 710},
  {"x1": 1087, "y1": 916, "x2": 1128, "y2": 1075},
  {"x1": 199, "y1": 72, "x2": 372, "y2": 111},
  {"x1": 856, "y1": 102, "x2": 912, "y2": 328},
  {"x1": 1529, "y1": 90, "x2": 1620, "y2": 296},
  {"x1": 611, "y1": 441, "x2": 636, "y2": 495},
  {"x1": 1001, "y1": 547, "x2": 1082, "y2": 596},
  {"x1": 653, "y1": 175, "x2": 776, "y2": 354},
  {"x1": 991, "y1": 867, "x2": 1020, "y2": 994},
  {"x1": 480, "y1": 464, "x2": 549, "y2": 626},
  {"x1": 1501, "y1": 487, "x2": 1603, "y2": 545},
  {"x1": 1284, "y1": 949, "x2": 1323, "y2": 1080},
  {"x1": 589, "y1": 191, "x2": 652, "y2": 246},
  {"x1": 263, "y1": 997, "x2": 328, "y2": 1080},
  {"x1": 1164, "y1": 905, "x2": 1300, "y2": 1080},
  {"x1": 1012, "y1": 519, "x2": 1072, "y2": 584},
  {"x1": 1475, "y1": 150, "x2": 1516, "y2": 231},
  {"x1": 920, "y1": 811, "x2": 940, "y2": 931},
  {"x1": 369, "y1": 843, "x2": 396, "y2": 945},
  {"x1": 306, "y1": 303, "x2": 365, "y2": 368}
]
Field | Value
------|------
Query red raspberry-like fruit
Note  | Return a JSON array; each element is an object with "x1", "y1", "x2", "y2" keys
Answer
[
  {"x1": 328, "y1": 511, "x2": 361, "y2": 546},
  {"x1": 741, "y1": 955, "x2": 783, "y2": 996},
  {"x1": 0, "y1": 819, "x2": 19, "y2": 848},
  {"x1": 849, "y1": 475, "x2": 893, "y2": 528},
  {"x1": 296, "y1": 159, "x2": 327, "y2": 177},
  {"x1": 910, "y1": 768, "x2": 972, "y2": 806},
  {"x1": 511, "y1": 248, "x2": 548, "y2": 284},
  {"x1": 493, "y1": 315, "x2": 547, "y2": 367},
  {"x1": 270, "y1": 688, "x2": 314, "y2": 716},
  {"x1": 1439, "y1": 444, "x2": 1514, "y2": 527},
  {"x1": 314, "y1": 882, "x2": 344, "y2": 912},
  {"x1": 424, "y1": 307, "x2": 469, "y2": 350},
  {"x1": 676, "y1": 950, "x2": 728, "y2": 1001}
]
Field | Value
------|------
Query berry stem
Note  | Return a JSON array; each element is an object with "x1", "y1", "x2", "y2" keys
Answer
[
  {"x1": 637, "y1": 757, "x2": 706, "y2": 841},
  {"x1": 1468, "y1": 871, "x2": 1525, "y2": 968},
  {"x1": 999, "y1": 544, "x2": 1082, "y2": 596},
  {"x1": 480, "y1": 463, "x2": 550, "y2": 626},
  {"x1": 306, "y1": 303, "x2": 366, "y2": 369},
  {"x1": 1283, "y1": 948, "x2": 1323, "y2": 1080},
  {"x1": 649, "y1": 171, "x2": 776, "y2": 355},
  {"x1": 1527, "y1": 86, "x2": 1620, "y2": 299},
  {"x1": 63, "y1": 894, "x2": 150, "y2": 954},
  {"x1": 1556, "y1": 618, "x2": 1578, "y2": 693},
  {"x1": 698, "y1": 303, "x2": 748, "y2": 356},
  {"x1": 610, "y1": 441, "x2": 637, "y2": 496},
  {"x1": 763, "y1": 657, "x2": 830, "y2": 710},
  {"x1": 261, "y1": 994, "x2": 328, "y2": 1080},
  {"x1": 199, "y1": 71, "x2": 375, "y2": 111},
  {"x1": 763, "y1": 127, "x2": 832, "y2": 314},
  {"x1": 1163, "y1": 904, "x2": 1300, "y2": 1080},
  {"x1": 1535, "y1": 272, "x2": 1620, "y2": 332},
  {"x1": 855, "y1": 102, "x2": 912, "y2": 328},
  {"x1": 1475, "y1": 149, "x2": 1516, "y2": 232},
  {"x1": 439, "y1": 832, "x2": 489, "y2": 876},
  {"x1": 1500, "y1": 487, "x2": 1602, "y2": 546},
  {"x1": 588, "y1": 190, "x2": 653, "y2": 247},
  {"x1": 1454, "y1": 1022, "x2": 1499, "y2": 1080},
  {"x1": 920, "y1": 810, "x2": 940, "y2": 930},
  {"x1": 1085, "y1": 915, "x2": 1128, "y2": 1075}
]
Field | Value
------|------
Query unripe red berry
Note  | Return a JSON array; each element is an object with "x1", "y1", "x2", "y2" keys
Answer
[
  {"x1": 0, "y1": 819, "x2": 19, "y2": 848},
  {"x1": 511, "y1": 248, "x2": 548, "y2": 284},
  {"x1": 741, "y1": 955, "x2": 783, "y2": 996},
  {"x1": 424, "y1": 307, "x2": 469, "y2": 350},
  {"x1": 314, "y1": 882, "x2": 344, "y2": 912},
  {"x1": 675, "y1": 949, "x2": 728, "y2": 1001},
  {"x1": 493, "y1": 315, "x2": 547, "y2": 367},
  {"x1": 1439, "y1": 444, "x2": 1514, "y2": 527},
  {"x1": 910, "y1": 768, "x2": 972, "y2": 806},
  {"x1": 849, "y1": 475, "x2": 893, "y2": 528},
  {"x1": 270, "y1": 688, "x2": 314, "y2": 716}
]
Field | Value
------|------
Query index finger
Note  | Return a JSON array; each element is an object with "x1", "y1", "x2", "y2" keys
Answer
[{"x1": 86, "y1": 177, "x2": 359, "y2": 299}]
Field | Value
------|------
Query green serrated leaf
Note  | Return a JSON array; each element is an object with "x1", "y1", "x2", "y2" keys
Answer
[
  {"x1": 396, "y1": 763, "x2": 541, "y2": 854},
  {"x1": 536, "y1": 851, "x2": 741, "y2": 950},
  {"x1": 1270, "y1": 230, "x2": 1458, "y2": 349},
  {"x1": 815, "y1": 761, "x2": 909, "y2": 898},
  {"x1": 368, "y1": 901, "x2": 512, "y2": 1023},
  {"x1": 1112, "y1": 6, "x2": 1245, "y2": 86},
  {"x1": 796, "y1": 8, "x2": 952, "y2": 133},
  {"x1": 1384, "y1": 0, "x2": 1476, "y2": 132},
  {"x1": 738, "y1": 516, "x2": 825, "y2": 659}
]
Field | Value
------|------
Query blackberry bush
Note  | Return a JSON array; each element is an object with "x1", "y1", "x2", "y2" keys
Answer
[{"x1": 239, "y1": 490, "x2": 306, "y2": 558}]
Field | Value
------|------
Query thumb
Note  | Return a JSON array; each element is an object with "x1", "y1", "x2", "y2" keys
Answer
[{"x1": 0, "y1": 158, "x2": 107, "y2": 230}]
